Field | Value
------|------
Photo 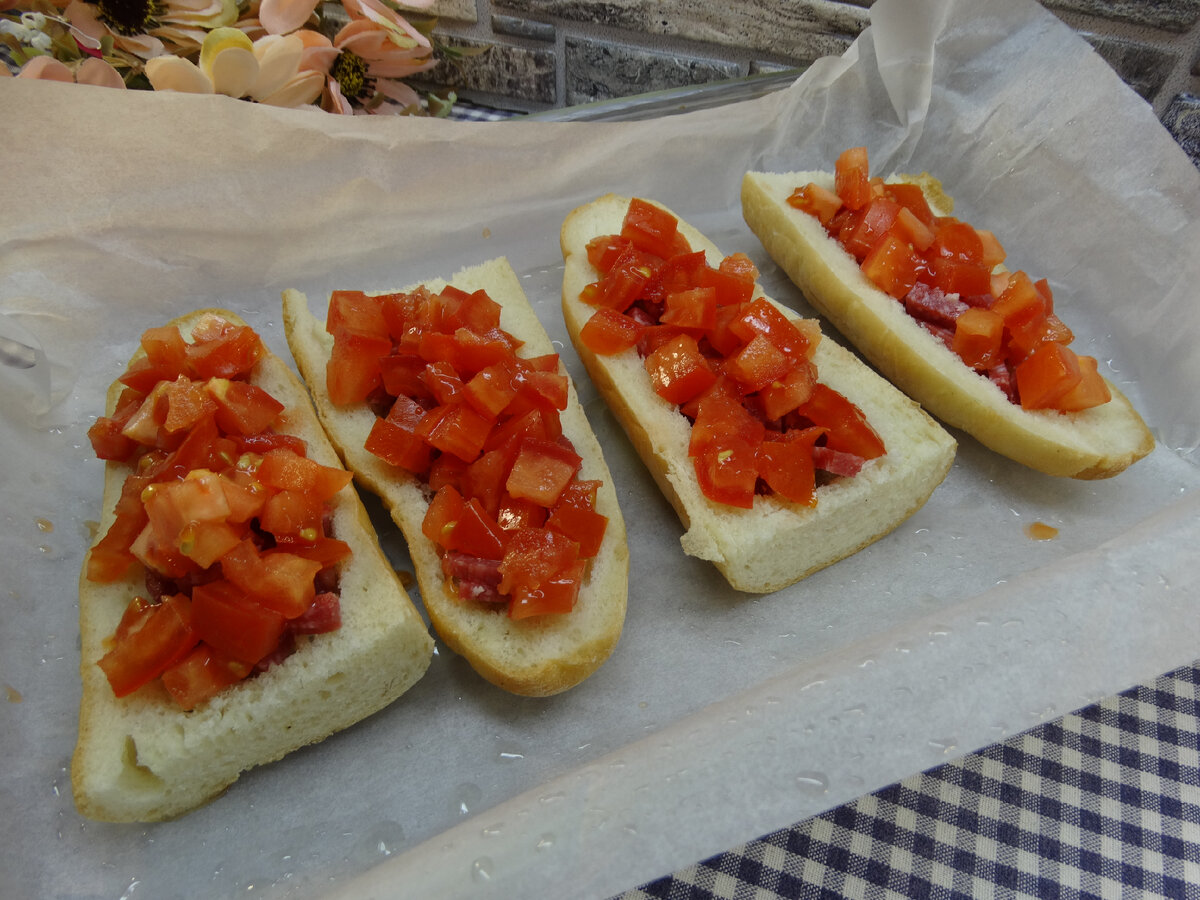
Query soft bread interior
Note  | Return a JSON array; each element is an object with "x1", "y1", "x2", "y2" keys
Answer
[
  {"x1": 741, "y1": 171, "x2": 1154, "y2": 479},
  {"x1": 560, "y1": 194, "x2": 958, "y2": 593},
  {"x1": 282, "y1": 259, "x2": 629, "y2": 698},
  {"x1": 73, "y1": 310, "x2": 434, "y2": 823}
]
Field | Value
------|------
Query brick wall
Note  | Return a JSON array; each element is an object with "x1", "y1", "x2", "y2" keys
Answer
[{"x1": 404, "y1": 0, "x2": 1200, "y2": 166}]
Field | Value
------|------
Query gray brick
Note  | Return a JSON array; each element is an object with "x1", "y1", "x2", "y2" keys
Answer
[
  {"x1": 502, "y1": 0, "x2": 868, "y2": 59},
  {"x1": 564, "y1": 37, "x2": 741, "y2": 106},
  {"x1": 491, "y1": 14, "x2": 556, "y2": 42},
  {"x1": 1084, "y1": 34, "x2": 1178, "y2": 101},
  {"x1": 1041, "y1": 0, "x2": 1200, "y2": 33},
  {"x1": 1161, "y1": 93, "x2": 1200, "y2": 169},
  {"x1": 423, "y1": 37, "x2": 558, "y2": 104}
]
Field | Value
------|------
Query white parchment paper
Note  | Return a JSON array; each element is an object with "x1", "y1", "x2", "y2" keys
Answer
[{"x1": 2, "y1": 0, "x2": 1198, "y2": 897}]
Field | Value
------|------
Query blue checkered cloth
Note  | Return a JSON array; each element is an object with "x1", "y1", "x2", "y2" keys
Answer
[{"x1": 614, "y1": 663, "x2": 1200, "y2": 900}]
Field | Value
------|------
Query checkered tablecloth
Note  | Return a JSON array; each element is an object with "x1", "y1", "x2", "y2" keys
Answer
[{"x1": 614, "y1": 663, "x2": 1200, "y2": 900}]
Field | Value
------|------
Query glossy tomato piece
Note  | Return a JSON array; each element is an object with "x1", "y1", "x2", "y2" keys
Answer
[
  {"x1": 728, "y1": 299, "x2": 815, "y2": 361},
  {"x1": 191, "y1": 579, "x2": 287, "y2": 666},
  {"x1": 842, "y1": 197, "x2": 901, "y2": 261},
  {"x1": 724, "y1": 334, "x2": 793, "y2": 393},
  {"x1": 326, "y1": 290, "x2": 389, "y2": 340},
  {"x1": 586, "y1": 234, "x2": 632, "y2": 273},
  {"x1": 417, "y1": 402, "x2": 493, "y2": 463},
  {"x1": 509, "y1": 559, "x2": 586, "y2": 620},
  {"x1": 258, "y1": 448, "x2": 352, "y2": 502},
  {"x1": 97, "y1": 593, "x2": 198, "y2": 698},
  {"x1": 835, "y1": 146, "x2": 872, "y2": 211},
  {"x1": 580, "y1": 308, "x2": 647, "y2": 356},
  {"x1": 423, "y1": 484, "x2": 465, "y2": 548},
  {"x1": 327, "y1": 329, "x2": 392, "y2": 406},
  {"x1": 206, "y1": 378, "x2": 284, "y2": 435},
  {"x1": 1055, "y1": 354, "x2": 1111, "y2": 412},
  {"x1": 259, "y1": 488, "x2": 324, "y2": 541},
  {"x1": 758, "y1": 358, "x2": 817, "y2": 420},
  {"x1": 220, "y1": 539, "x2": 321, "y2": 619},
  {"x1": 505, "y1": 437, "x2": 582, "y2": 508},
  {"x1": 160, "y1": 642, "x2": 252, "y2": 710},
  {"x1": 186, "y1": 323, "x2": 264, "y2": 380},
  {"x1": 952, "y1": 307, "x2": 1004, "y2": 371},
  {"x1": 497, "y1": 527, "x2": 580, "y2": 596},
  {"x1": 547, "y1": 499, "x2": 607, "y2": 558},
  {"x1": 661, "y1": 287, "x2": 717, "y2": 333},
  {"x1": 882, "y1": 182, "x2": 937, "y2": 229},
  {"x1": 644, "y1": 333, "x2": 717, "y2": 405},
  {"x1": 1014, "y1": 341, "x2": 1082, "y2": 410},
  {"x1": 861, "y1": 232, "x2": 920, "y2": 299},
  {"x1": 449, "y1": 497, "x2": 507, "y2": 560},
  {"x1": 756, "y1": 428, "x2": 824, "y2": 506},
  {"x1": 688, "y1": 380, "x2": 765, "y2": 457},
  {"x1": 788, "y1": 182, "x2": 843, "y2": 226},
  {"x1": 795, "y1": 383, "x2": 886, "y2": 460},
  {"x1": 924, "y1": 257, "x2": 992, "y2": 297},
  {"x1": 692, "y1": 438, "x2": 759, "y2": 509},
  {"x1": 621, "y1": 197, "x2": 681, "y2": 259},
  {"x1": 930, "y1": 219, "x2": 984, "y2": 263}
]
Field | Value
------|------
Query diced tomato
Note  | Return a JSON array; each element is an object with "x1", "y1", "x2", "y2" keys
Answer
[
  {"x1": 326, "y1": 290, "x2": 389, "y2": 340},
  {"x1": 326, "y1": 329, "x2": 392, "y2": 406},
  {"x1": 258, "y1": 448, "x2": 352, "y2": 502},
  {"x1": 952, "y1": 307, "x2": 1004, "y2": 370},
  {"x1": 186, "y1": 322, "x2": 264, "y2": 380},
  {"x1": 930, "y1": 219, "x2": 984, "y2": 263},
  {"x1": 586, "y1": 234, "x2": 633, "y2": 273},
  {"x1": 689, "y1": 379, "x2": 765, "y2": 457},
  {"x1": 497, "y1": 527, "x2": 580, "y2": 596},
  {"x1": 365, "y1": 416, "x2": 433, "y2": 475},
  {"x1": 160, "y1": 643, "x2": 252, "y2": 711},
  {"x1": 97, "y1": 594, "x2": 198, "y2": 698},
  {"x1": 795, "y1": 384, "x2": 886, "y2": 460},
  {"x1": 883, "y1": 182, "x2": 936, "y2": 229},
  {"x1": 728, "y1": 298, "x2": 815, "y2": 361},
  {"x1": 924, "y1": 257, "x2": 992, "y2": 297},
  {"x1": 579, "y1": 308, "x2": 647, "y2": 356},
  {"x1": 757, "y1": 428, "x2": 824, "y2": 506},
  {"x1": 788, "y1": 182, "x2": 843, "y2": 225},
  {"x1": 835, "y1": 146, "x2": 872, "y2": 211},
  {"x1": 861, "y1": 232, "x2": 920, "y2": 299},
  {"x1": 975, "y1": 229, "x2": 1006, "y2": 268},
  {"x1": 547, "y1": 499, "x2": 607, "y2": 558},
  {"x1": 220, "y1": 539, "x2": 321, "y2": 619},
  {"x1": 191, "y1": 579, "x2": 286, "y2": 666},
  {"x1": 724, "y1": 334, "x2": 793, "y2": 393},
  {"x1": 259, "y1": 488, "x2": 323, "y2": 540},
  {"x1": 891, "y1": 206, "x2": 936, "y2": 252},
  {"x1": 509, "y1": 559, "x2": 586, "y2": 620},
  {"x1": 417, "y1": 402, "x2": 493, "y2": 463},
  {"x1": 423, "y1": 484, "x2": 465, "y2": 548},
  {"x1": 842, "y1": 197, "x2": 901, "y2": 260},
  {"x1": 206, "y1": 378, "x2": 284, "y2": 435},
  {"x1": 1015, "y1": 341, "x2": 1082, "y2": 410},
  {"x1": 505, "y1": 437, "x2": 582, "y2": 508},
  {"x1": 692, "y1": 439, "x2": 759, "y2": 509},
  {"x1": 1055, "y1": 355, "x2": 1111, "y2": 412},
  {"x1": 644, "y1": 333, "x2": 717, "y2": 405},
  {"x1": 661, "y1": 287, "x2": 717, "y2": 333},
  {"x1": 448, "y1": 497, "x2": 507, "y2": 560},
  {"x1": 758, "y1": 359, "x2": 817, "y2": 420},
  {"x1": 621, "y1": 197, "x2": 681, "y2": 259}
]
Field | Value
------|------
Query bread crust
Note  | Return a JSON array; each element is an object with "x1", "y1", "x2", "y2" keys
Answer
[
  {"x1": 560, "y1": 194, "x2": 957, "y2": 593},
  {"x1": 282, "y1": 259, "x2": 629, "y2": 698},
  {"x1": 741, "y1": 171, "x2": 1155, "y2": 479},
  {"x1": 72, "y1": 309, "x2": 434, "y2": 823}
]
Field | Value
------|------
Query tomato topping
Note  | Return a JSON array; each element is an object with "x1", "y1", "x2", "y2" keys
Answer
[
  {"x1": 324, "y1": 282, "x2": 611, "y2": 618},
  {"x1": 792, "y1": 149, "x2": 1109, "y2": 412},
  {"x1": 87, "y1": 317, "x2": 349, "y2": 708},
  {"x1": 576, "y1": 198, "x2": 886, "y2": 511}
]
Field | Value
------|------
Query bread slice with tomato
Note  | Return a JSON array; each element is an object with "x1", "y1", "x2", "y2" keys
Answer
[
  {"x1": 559, "y1": 193, "x2": 956, "y2": 594},
  {"x1": 281, "y1": 258, "x2": 629, "y2": 697},
  {"x1": 741, "y1": 158, "x2": 1154, "y2": 479},
  {"x1": 73, "y1": 310, "x2": 434, "y2": 823}
]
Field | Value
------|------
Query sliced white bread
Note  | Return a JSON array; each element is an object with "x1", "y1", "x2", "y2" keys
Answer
[
  {"x1": 560, "y1": 194, "x2": 957, "y2": 594},
  {"x1": 73, "y1": 309, "x2": 434, "y2": 823},
  {"x1": 282, "y1": 258, "x2": 629, "y2": 697},
  {"x1": 741, "y1": 171, "x2": 1155, "y2": 479}
]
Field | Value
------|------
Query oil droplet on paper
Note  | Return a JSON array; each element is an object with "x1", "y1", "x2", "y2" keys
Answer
[
  {"x1": 796, "y1": 772, "x2": 829, "y2": 794},
  {"x1": 929, "y1": 737, "x2": 958, "y2": 754},
  {"x1": 482, "y1": 227, "x2": 492, "y2": 239},
  {"x1": 1025, "y1": 521, "x2": 1059, "y2": 541},
  {"x1": 535, "y1": 832, "x2": 555, "y2": 851},
  {"x1": 471, "y1": 857, "x2": 493, "y2": 883},
  {"x1": 5, "y1": 684, "x2": 21, "y2": 703},
  {"x1": 35, "y1": 517, "x2": 54, "y2": 533}
]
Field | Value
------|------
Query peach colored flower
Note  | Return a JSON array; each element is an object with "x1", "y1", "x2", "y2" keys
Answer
[{"x1": 17, "y1": 53, "x2": 125, "y2": 87}]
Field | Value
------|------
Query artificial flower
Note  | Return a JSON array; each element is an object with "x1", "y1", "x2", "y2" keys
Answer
[{"x1": 16, "y1": 52, "x2": 124, "y2": 85}]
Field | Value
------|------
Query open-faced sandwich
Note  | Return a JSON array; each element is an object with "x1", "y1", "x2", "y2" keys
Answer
[
  {"x1": 74, "y1": 311, "x2": 434, "y2": 822},
  {"x1": 560, "y1": 193, "x2": 957, "y2": 593},
  {"x1": 282, "y1": 257, "x2": 628, "y2": 697},
  {"x1": 741, "y1": 149, "x2": 1155, "y2": 479}
]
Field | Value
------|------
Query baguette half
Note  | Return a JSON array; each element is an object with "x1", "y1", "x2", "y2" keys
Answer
[
  {"x1": 741, "y1": 170, "x2": 1155, "y2": 479},
  {"x1": 282, "y1": 258, "x2": 629, "y2": 697},
  {"x1": 560, "y1": 194, "x2": 957, "y2": 594},
  {"x1": 73, "y1": 310, "x2": 434, "y2": 823}
]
